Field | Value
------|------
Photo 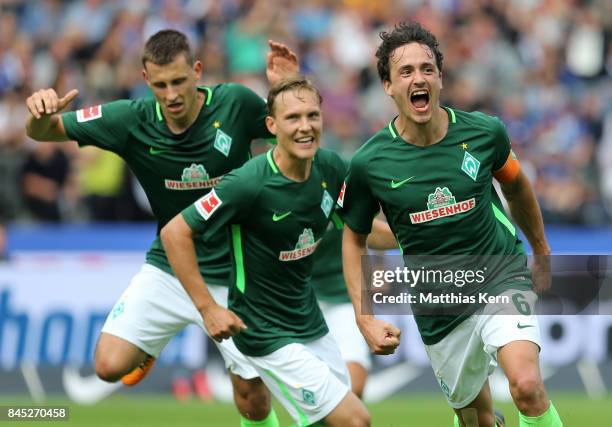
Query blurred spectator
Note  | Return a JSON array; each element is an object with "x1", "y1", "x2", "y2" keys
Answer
[
  {"x1": 1, "y1": 0, "x2": 610, "y2": 225},
  {"x1": 599, "y1": 110, "x2": 612, "y2": 219},
  {"x1": 62, "y1": 0, "x2": 115, "y2": 54},
  {"x1": 565, "y1": 7, "x2": 606, "y2": 79},
  {"x1": 0, "y1": 88, "x2": 27, "y2": 148},
  {"x1": 290, "y1": 0, "x2": 332, "y2": 42},
  {"x1": 0, "y1": 169, "x2": 12, "y2": 261},
  {"x1": 142, "y1": 0, "x2": 200, "y2": 44},
  {"x1": 225, "y1": 0, "x2": 281, "y2": 93},
  {"x1": 0, "y1": 11, "x2": 25, "y2": 93},
  {"x1": 20, "y1": 0, "x2": 65, "y2": 46},
  {"x1": 0, "y1": 222, "x2": 7, "y2": 261},
  {"x1": 78, "y1": 147, "x2": 127, "y2": 221},
  {"x1": 20, "y1": 143, "x2": 72, "y2": 222}
]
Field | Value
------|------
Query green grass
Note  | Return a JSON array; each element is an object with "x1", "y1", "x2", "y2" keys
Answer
[{"x1": 0, "y1": 393, "x2": 610, "y2": 426}]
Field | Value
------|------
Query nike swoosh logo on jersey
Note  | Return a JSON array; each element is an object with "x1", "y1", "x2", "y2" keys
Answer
[
  {"x1": 517, "y1": 322, "x2": 534, "y2": 329},
  {"x1": 390, "y1": 176, "x2": 415, "y2": 189},
  {"x1": 149, "y1": 147, "x2": 169, "y2": 155},
  {"x1": 272, "y1": 211, "x2": 292, "y2": 221}
]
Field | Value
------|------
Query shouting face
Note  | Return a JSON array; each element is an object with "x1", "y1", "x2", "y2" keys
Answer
[{"x1": 383, "y1": 42, "x2": 443, "y2": 125}]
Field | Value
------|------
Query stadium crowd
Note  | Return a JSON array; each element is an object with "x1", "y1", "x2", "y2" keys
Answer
[{"x1": 0, "y1": 0, "x2": 610, "y2": 226}]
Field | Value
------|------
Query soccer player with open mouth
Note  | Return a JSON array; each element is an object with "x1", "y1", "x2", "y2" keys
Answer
[{"x1": 341, "y1": 22, "x2": 563, "y2": 427}]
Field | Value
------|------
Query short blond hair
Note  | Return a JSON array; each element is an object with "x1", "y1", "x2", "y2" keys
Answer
[{"x1": 267, "y1": 75, "x2": 322, "y2": 116}]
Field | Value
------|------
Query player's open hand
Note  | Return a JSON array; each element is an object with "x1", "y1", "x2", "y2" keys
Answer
[
  {"x1": 531, "y1": 254, "x2": 551, "y2": 294},
  {"x1": 358, "y1": 316, "x2": 401, "y2": 355},
  {"x1": 26, "y1": 88, "x2": 79, "y2": 119},
  {"x1": 266, "y1": 40, "x2": 299, "y2": 86},
  {"x1": 201, "y1": 304, "x2": 247, "y2": 343}
]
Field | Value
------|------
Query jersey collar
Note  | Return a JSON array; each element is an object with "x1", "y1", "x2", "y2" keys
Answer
[
  {"x1": 154, "y1": 86, "x2": 213, "y2": 122},
  {"x1": 387, "y1": 106, "x2": 457, "y2": 140},
  {"x1": 443, "y1": 106, "x2": 456, "y2": 124},
  {"x1": 266, "y1": 149, "x2": 279, "y2": 173},
  {"x1": 266, "y1": 148, "x2": 317, "y2": 180}
]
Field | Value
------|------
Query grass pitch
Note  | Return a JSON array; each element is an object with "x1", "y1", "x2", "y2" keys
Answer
[{"x1": 1, "y1": 393, "x2": 610, "y2": 426}]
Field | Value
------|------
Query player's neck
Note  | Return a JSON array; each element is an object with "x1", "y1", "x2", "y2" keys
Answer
[
  {"x1": 273, "y1": 147, "x2": 313, "y2": 182},
  {"x1": 396, "y1": 106, "x2": 448, "y2": 147},
  {"x1": 166, "y1": 92, "x2": 204, "y2": 134}
]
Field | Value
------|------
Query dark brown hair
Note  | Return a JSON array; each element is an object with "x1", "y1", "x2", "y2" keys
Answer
[
  {"x1": 142, "y1": 29, "x2": 194, "y2": 67},
  {"x1": 376, "y1": 22, "x2": 444, "y2": 82}
]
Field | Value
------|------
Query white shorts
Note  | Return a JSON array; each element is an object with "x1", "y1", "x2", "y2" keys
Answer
[
  {"x1": 424, "y1": 289, "x2": 541, "y2": 409},
  {"x1": 101, "y1": 263, "x2": 258, "y2": 379},
  {"x1": 245, "y1": 333, "x2": 350, "y2": 426},
  {"x1": 319, "y1": 302, "x2": 371, "y2": 370}
]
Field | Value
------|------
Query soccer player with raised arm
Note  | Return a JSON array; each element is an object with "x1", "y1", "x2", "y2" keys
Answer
[
  {"x1": 341, "y1": 23, "x2": 563, "y2": 427},
  {"x1": 161, "y1": 76, "x2": 371, "y2": 427},
  {"x1": 25, "y1": 29, "x2": 298, "y2": 427}
]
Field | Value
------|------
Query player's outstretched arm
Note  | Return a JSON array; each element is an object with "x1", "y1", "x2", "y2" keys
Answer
[
  {"x1": 161, "y1": 214, "x2": 246, "y2": 342},
  {"x1": 266, "y1": 40, "x2": 299, "y2": 86},
  {"x1": 343, "y1": 225, "x2": 401, "y2": 355},
  {"x1": 25, "y1": 88, "x2": 79, "y2": 142},
  {"x1": 500, "y1": 170, "x2": 551, "y2": 293},
  {"x1": 367, "y1": 218, "x2": 398, "y2": 250}
]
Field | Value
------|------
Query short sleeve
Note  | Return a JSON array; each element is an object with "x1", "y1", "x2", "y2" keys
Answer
[
  {"x1": 61, "y1": 100, "x2": 137, "y2": 154},
  {"x1": 182, "y1": 169, "x2": 257, "y2": 241},
  {"x1": 491, "y1": 116, "x2": 512, "y2": 171},
  {"x1": 339, "y1": 153, "x2": 380, "y2": 234}
]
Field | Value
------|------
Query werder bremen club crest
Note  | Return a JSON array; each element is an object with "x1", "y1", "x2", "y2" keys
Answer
[{"x1": 214, "y1": 128, "x2": 233, "y2": 157}]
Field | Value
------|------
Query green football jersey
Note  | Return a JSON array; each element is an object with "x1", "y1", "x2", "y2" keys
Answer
[
  {"x1": 311, "y1": 224, "x2": 351, "y2": 303},
  {"x1": 62, "y1": 84, "x2": 270, "y2": 284},
  {"x1": 182, "y1": 148, "x2": 346, "y2": 356},
  {"x1": 342, "y1": 107, "x2": 532, "y2": 345}
]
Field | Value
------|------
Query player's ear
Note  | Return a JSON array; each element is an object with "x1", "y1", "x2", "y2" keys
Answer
[
  {"x1": 193, "y1": 60, "x2": 202, "y2": 79},
  {"x1": 383, "y1": 79, "x2": 393, "y2": 97},
  {"x1": 142, "y1": 68, "x2": 150, "y2": 86},
  {"x1": 265, "y1": 115, "x2": 276, "y2": 135}
]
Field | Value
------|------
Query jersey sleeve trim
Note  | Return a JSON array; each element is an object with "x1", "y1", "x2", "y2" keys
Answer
[
  {"x1": 493, "y1": 151, "x2": 520, "y2": 183},
  {"x1": 331, "y1": 212, "x2": 344, "y2": 229}
]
